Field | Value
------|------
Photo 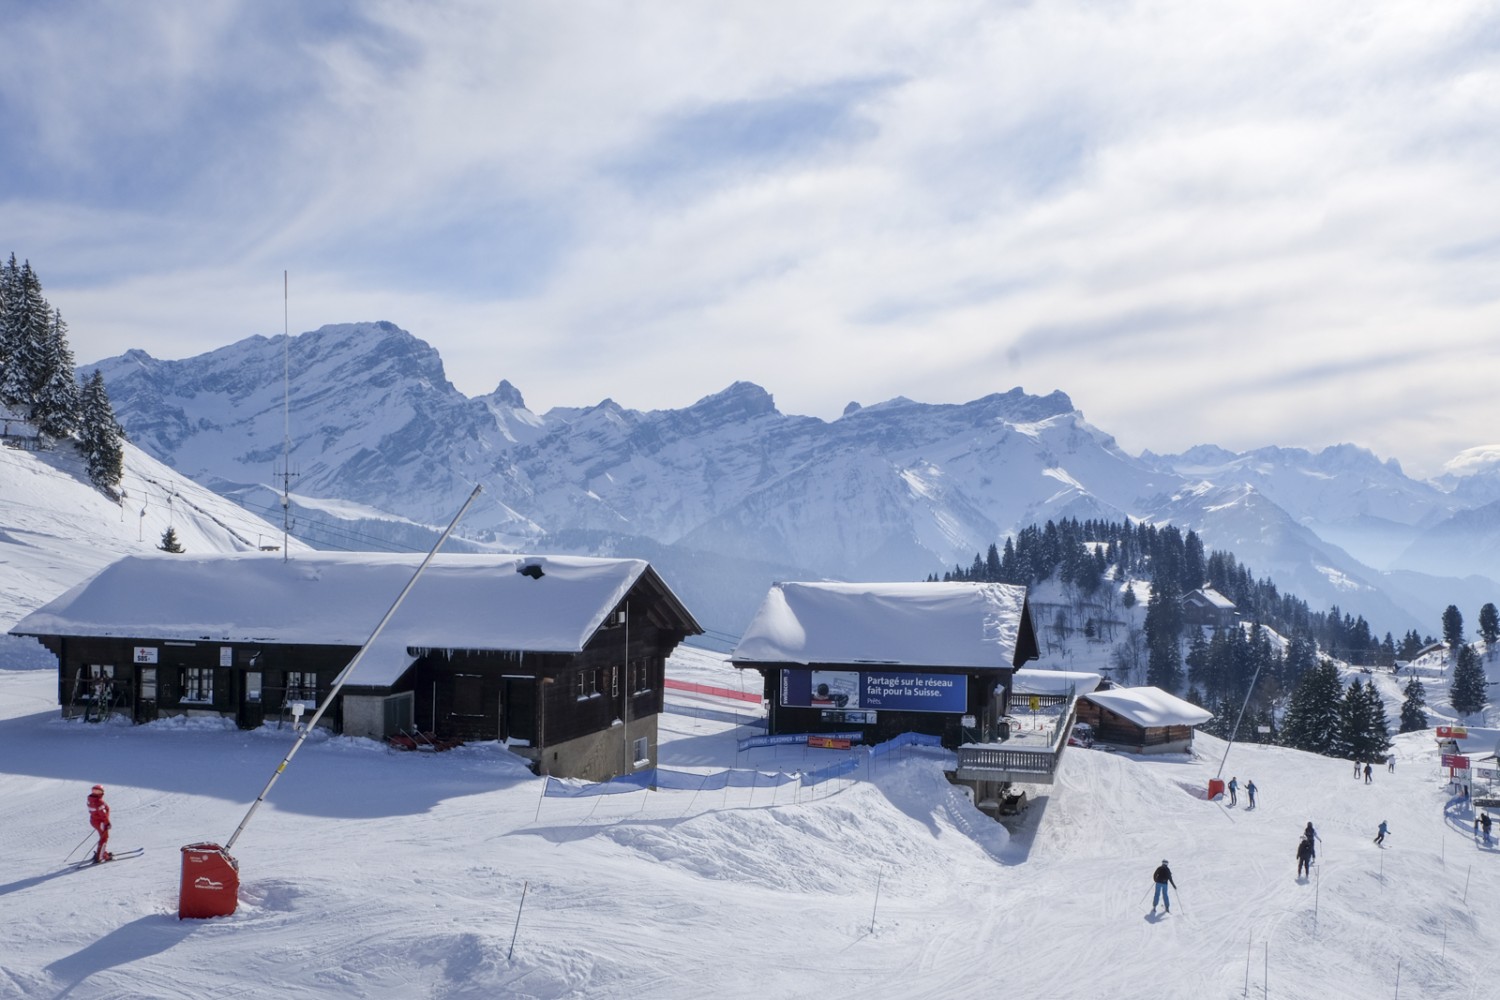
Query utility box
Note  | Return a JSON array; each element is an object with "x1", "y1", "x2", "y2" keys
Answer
[
  {"x1": 179, "y1": 843, "x2": 239, "y2": 920},
  {"x1": 1207, "y1": 778, "x2": 1225, "y2": 802}
]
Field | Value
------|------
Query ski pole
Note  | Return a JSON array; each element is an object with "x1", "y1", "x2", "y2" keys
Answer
[{"x1": 64, "y1": 830, "x2": 94, "y2": 862}]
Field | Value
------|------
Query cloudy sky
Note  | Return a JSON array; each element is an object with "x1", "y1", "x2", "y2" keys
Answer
[{"x1": 3, "y1": 1, "x2": 1497, "y2": 478}]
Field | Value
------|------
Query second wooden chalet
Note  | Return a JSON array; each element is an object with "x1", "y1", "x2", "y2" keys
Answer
[
  {"x1": 10, "y1": 552, "x2": 701, "y2": 781},
  {"x1": 730, "y1": 580, "x2": 1040, "y2": 748}
]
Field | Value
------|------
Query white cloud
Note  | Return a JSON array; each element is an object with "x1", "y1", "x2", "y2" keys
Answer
[{"x1": 5, "y1": 0, "x2": 1498, "y2": 478}]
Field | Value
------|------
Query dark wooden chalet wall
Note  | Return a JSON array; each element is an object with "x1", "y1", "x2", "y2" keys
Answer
[{"x1": 43, "y1": 634, "x2": 354, "y2": 728}]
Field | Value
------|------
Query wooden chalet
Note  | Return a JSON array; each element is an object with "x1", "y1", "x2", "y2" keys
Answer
[
  {"x1": 9, "y1": 552, "x2": 701, "y2": 782},
  {"x1": 1181, "y1": 587, "x2": 1237, "y2": 629},
  {"x1": 1076, "y1": 686, "x2": 1213, "y2": 754},
  {"x1": 730, "y1": 581, "x2": 1040, "y2": 748}
]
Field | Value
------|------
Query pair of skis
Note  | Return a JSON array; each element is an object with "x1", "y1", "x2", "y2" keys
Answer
[{"x1": 72, "y1": 847, "x2": 144, "y2": 869}]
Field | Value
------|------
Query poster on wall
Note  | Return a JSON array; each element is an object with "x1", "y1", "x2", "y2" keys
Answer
[{"x1": 781, "y1": 669, "x2": 966, "y2": 714}]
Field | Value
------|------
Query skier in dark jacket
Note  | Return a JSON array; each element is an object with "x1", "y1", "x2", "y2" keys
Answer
[
  {"x1": 87, "y1": 784, "x2": 112, "y2": 864},
  {"x1": 1296, "y1": 836, "x2": 1314, "y2": 878},
  {"x1": 1302, "y1": 822, "x2": 1320, "y2": 863},
  {"x1": 1482, "y1": 813, "x2": 1492, "y2": 846},
  {"x1": 1226, "y1": 777, "x2": 1238, "y2": 806},
  {"x1": 1246, "y1": 779, "x2": 1257, "y2": 810},
  {"x1": 1151, "y1": 860, "x2": 1176, "y2": 913},
  {"x1": 1374, "y1": 820, "x2": 1390, "y2": 846}
]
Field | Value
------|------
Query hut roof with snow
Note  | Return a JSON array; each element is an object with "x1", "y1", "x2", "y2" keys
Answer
[
  {"x1": 731, "y1": 580, "x2": 1038, "y2": 669},
  {"x1": 12, "y1": 551, "x2": 698, "y2": 687}
]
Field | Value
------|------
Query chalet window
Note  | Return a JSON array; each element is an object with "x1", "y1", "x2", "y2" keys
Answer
[
  {"x1": 139, "y1": 667, "x2": 156, "y2": 700},
  {"x1": 182, "y1": 667, "x2": 214, "y2": 703},
  {"x1": 574, "y1": 669, "x2": 601, "y2": 700},
  {"x1": 246, "y1": 671, "x2": 262, "y2": 702},
  {"x1": 632, "y1": 736, "x2": 649, "y2": 764},
  {"x1": 611, "y1": 665, "x2": 619, "y2": 698},
  {"x1": 630, "y1": 658, "x2": 653, "y2": 693},
  {"x1": 286, "y1": 671, "x2": 316, "y2": 701}
]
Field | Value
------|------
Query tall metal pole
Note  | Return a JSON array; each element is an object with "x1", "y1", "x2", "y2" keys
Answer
[
  {"x1": 282, "y1": 270, "x2": 291, "y2": 562},
  {"x1": 1217, "y1": 651, "x2": 1268, "y2": 779},
  {"x1": 225, "y1": 483, "x2": 482, "y2": 851}
]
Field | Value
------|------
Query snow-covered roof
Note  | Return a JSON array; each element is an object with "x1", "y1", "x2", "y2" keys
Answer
[
  {"x1": 1082, "y1": 686, "x2": 1214, "y2": 728},
  {"x1": 731, "y1": 581, "x2": 1035, "y2": 669},
  {"x1": 1012, "y1": 668, "x2": 1103, "y2": 696},
  {"x1": 1184, "y1": 587, "x2": 1236, "y2": 609},
  {"x1": 12, "y1": 552, "x2": 685, "y2": 686}
]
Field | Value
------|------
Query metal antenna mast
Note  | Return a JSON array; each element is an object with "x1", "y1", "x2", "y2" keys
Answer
[{"x1": 280, "y1": 271, "x2": 294, "y2": 561}]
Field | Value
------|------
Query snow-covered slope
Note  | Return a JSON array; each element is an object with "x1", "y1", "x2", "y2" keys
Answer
[
  {"x1": 1, "y1": 662, "x2": 1495, "y2": 999},
  {"x1": 0, "y1": 439, "x2": 307, "y2": 660}
]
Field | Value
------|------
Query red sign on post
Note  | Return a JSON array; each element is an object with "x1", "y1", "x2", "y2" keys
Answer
[
  {"x1": 1436, "y1": 725, "x2": 1468, "y2": 739},
  {"x1": 1441, "y1": 754, "x2": 1470, "y2": 769}
]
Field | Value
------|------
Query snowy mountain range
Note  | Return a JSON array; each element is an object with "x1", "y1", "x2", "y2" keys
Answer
[{"x1": 83, "y1": 322, "x2": 1500, "y2": 637}]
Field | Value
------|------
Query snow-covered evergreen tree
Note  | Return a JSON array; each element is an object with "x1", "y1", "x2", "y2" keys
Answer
[
  {"x1": 77, "y1": 369, "x2": 124, "y2": 498},
  {"x1": 1398, "y1": 676, "x2": 1427, "y2": 733},
  {"x1": 33, "y1": 309, "x2": 80, "y2": 438},
  {"x1": 1340, "y1": 677, "x2": 1391, "y2": 762},
  {"x1": 1451, "y1": 643, "x2": 1487, "y2": 718},
  {"x1": 1280, "y1": 659, "x2": 1344, "y2": 757},
  {"x1": 1, "y1": 258, "x2": 50, "y2": 407},
  {"x1": 158, "y1": 526, "x2": 185, "y2": 553}
]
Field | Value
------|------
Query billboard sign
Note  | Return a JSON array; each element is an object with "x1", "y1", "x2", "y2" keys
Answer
[
  {"x1": 1436, "y1": 725, "x2": 1468, "y2": 739},
  {"x1": 1442, "y1": 754, "x2": 1470, "y2": 769},
  {"x1": 781, "y1": 669, "x2": 967, "y2": 714}
]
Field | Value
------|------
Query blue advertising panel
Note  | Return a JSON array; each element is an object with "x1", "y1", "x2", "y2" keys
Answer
[{"x1": 781, "y1": 669, "x2": 967, "y2": 714}]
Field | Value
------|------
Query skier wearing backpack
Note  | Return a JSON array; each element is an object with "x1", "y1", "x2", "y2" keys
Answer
[
  {"x1": 86, "y1": 784, "x2": 112, "y2": 864},
  {"x1": 1151, "y1": 860, "x2": 1176, "y2": 914}
]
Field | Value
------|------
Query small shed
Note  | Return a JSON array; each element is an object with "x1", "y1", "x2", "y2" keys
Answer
[
  {"x1": 731, "y1": 580, "x2": 1039, "y2": 748},
  {"x1": 1077, "y1": 686, "x2": 1213, "y2": 754},
  {"x1": 1181, "y1": 587, "x2": 1237, "y2": 629},
  {"x1": 10, "y1": 552, "x2": 701, "y2": 781}
]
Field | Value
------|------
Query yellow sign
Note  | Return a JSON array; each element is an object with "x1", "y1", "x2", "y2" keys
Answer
[{"x1": 1029, "y1": 695, "x2": 1040, "y2": 712}]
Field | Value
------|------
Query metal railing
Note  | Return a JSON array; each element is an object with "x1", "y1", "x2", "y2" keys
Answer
[{"x1": 955, "y1": 701, "x2": 1077, "y2": 785}]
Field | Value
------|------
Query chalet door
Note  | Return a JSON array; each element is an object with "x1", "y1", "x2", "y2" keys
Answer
[
  {"x1": 504, "y1": 680, "x2": 535, "y2": 744},
  {"x1": 134, "y1": 667, "x2": 158, "y2": 723},
  {"x1": 237, "y1": 670, "x2": 265, "y2": 730}
]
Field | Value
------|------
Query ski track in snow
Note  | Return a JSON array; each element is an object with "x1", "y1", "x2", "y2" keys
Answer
[{"x1": 2, "y1": 665, "x2": 1498, "y2": 999}]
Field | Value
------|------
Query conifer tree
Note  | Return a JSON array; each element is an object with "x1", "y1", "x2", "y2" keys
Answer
[
  {"x1": 1442, "y1": 605, "x2": 1464, "y2": 648},
  {"x1": 1479, "y1": 602, "x2": 1499, "y2": 649},
  {"x1": 1280, "y1": 659, "x2": 1344, "y2": 756},
  {"x1": 1, "y1": 258, "x2": 49, "y2": 407},
  {"x1": 78, "y1": 369, "x2": 124, "y2": 497},
  {"x1": 33, "y1": 309, "x2": 80, "y2": 438},
  {"x1": 1451, "y1": 643, "x2": 1488, "y2": 718},
  {"x1": 158, "y1": 526, "x2": 185, "y2": 553},
  {"x1": 1340, "y1": 678, "x2": 1391, "y2": 763},
  {"x1": 1398, "y1": 677, "x2": 1428, "y2": 733}
]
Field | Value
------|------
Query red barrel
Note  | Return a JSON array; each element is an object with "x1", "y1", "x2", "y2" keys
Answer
[{"x1": 179, "y1": 843, "x2": 239, "y2": 919}]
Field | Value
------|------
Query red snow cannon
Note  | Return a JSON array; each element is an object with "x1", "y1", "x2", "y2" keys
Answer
[{"x1": 179, "y1": 843, "x2": 240, "y2": 919}]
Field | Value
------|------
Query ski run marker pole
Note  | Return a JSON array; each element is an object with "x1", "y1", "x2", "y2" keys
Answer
[{"x1": 224, "y1": 483, "x2": 482, "y2": 852}]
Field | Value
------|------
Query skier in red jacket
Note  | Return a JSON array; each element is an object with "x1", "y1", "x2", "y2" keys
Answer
[{"x1": 87, "y1": 784, "x2": 112, "y2": 863}]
